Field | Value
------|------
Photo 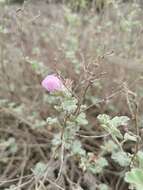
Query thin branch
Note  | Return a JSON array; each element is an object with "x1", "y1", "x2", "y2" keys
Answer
[{"x1": 76, "y1": 133, "x2": 110, "y2": 138}]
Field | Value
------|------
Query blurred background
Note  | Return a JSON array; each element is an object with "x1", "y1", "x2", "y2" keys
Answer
[{"x1": 0, "y1": 0, "x2": 143, "y2": 189}]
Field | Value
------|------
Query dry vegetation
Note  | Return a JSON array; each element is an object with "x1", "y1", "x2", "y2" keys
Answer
[{"x1": 0, "y1": 0, "x2": 143, "y2": 190}]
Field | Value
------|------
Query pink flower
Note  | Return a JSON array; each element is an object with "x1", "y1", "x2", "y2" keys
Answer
[{"x1": 41, "y1": 74, "x2": 63, "y2": 92}]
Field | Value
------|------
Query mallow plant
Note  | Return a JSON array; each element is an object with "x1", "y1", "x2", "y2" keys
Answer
[{"x1": 40, "y1": 72, "x2": 142, "y2": 189}]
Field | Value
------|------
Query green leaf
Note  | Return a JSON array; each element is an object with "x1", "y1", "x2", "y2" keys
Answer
[
  {"x1": 125, "y1": 168, "x2": 143, "y2": 190},
  {"x1": 46, "y1": 117, "x2": 59, "y2": 125},
  {"x1": 110, "y1": 116, "x2": 130, "y2": 127},
  {"x1": 76, "y1": 112, "x2": 88, "y2": 126},
  {"x1": 33, "y1": 162, "x2": 47, "y2": 177},
  {"x1": 98, "y1": 114, "x2": 129, "y2": 128},
  {"x1": 71, "y1": 140, "x2": 86, "y2": 156},
  {"x1": 101, "y1": 140, "x2": 118, "y2": 153},
  {"x1": 1, "y1": 138, "x2": 18, "y2": 154},
  {"x1": 97, "y1": 114, "x2": 111, "y2": 125},
  {"x1": 35, "y1": 120, "x2": 46, "y2": 128},
  {"x1": 4, "y1": 185, "x2": 17, "y2": 190},
  {"x1": 101, "y1": 123, "x2": 123, "y2": 139},
  {"x1": 124, "y1": 132, "x2": 137, "y2": 142},
  {"x1": 52, "y1": 133, "x2": 61, "y2": 147},
  {"x1": 98, "y1": 114, "x2": 129, "y2": 139},
  {"x1": 111, "y1": 151, "x2": 131, "y2": 167},
  {"x1": 62, "y1": 97, "x2": 77, "y2": 113},
  {"x1": 98, "y1": 184, "x2": 109, "y2": 190},
  {"x1": 110, "y1": 125, "x2": 123, "y2": 139},
  {"x1": 89, "y1": 156, "x2": 108, "y2": 174},
  {"x1": 137, "y1": 151, "x2": 143, "y2": 168},
  {"x1": 0, "y1": 0, "x2": 5, "y2": 3}
]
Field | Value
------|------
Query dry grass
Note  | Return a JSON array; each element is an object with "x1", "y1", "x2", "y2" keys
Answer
[{"x1": 0, "y1": 1, "x2": 143, "y2": 189}]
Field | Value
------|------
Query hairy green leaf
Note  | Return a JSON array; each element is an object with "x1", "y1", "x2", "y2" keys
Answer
[
  {"x1": 112, "y1": 151, "x2": 131, "y2": 167},
  {"x1": 125, "y1": 168, "x2": 143, "y2": 190}
]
